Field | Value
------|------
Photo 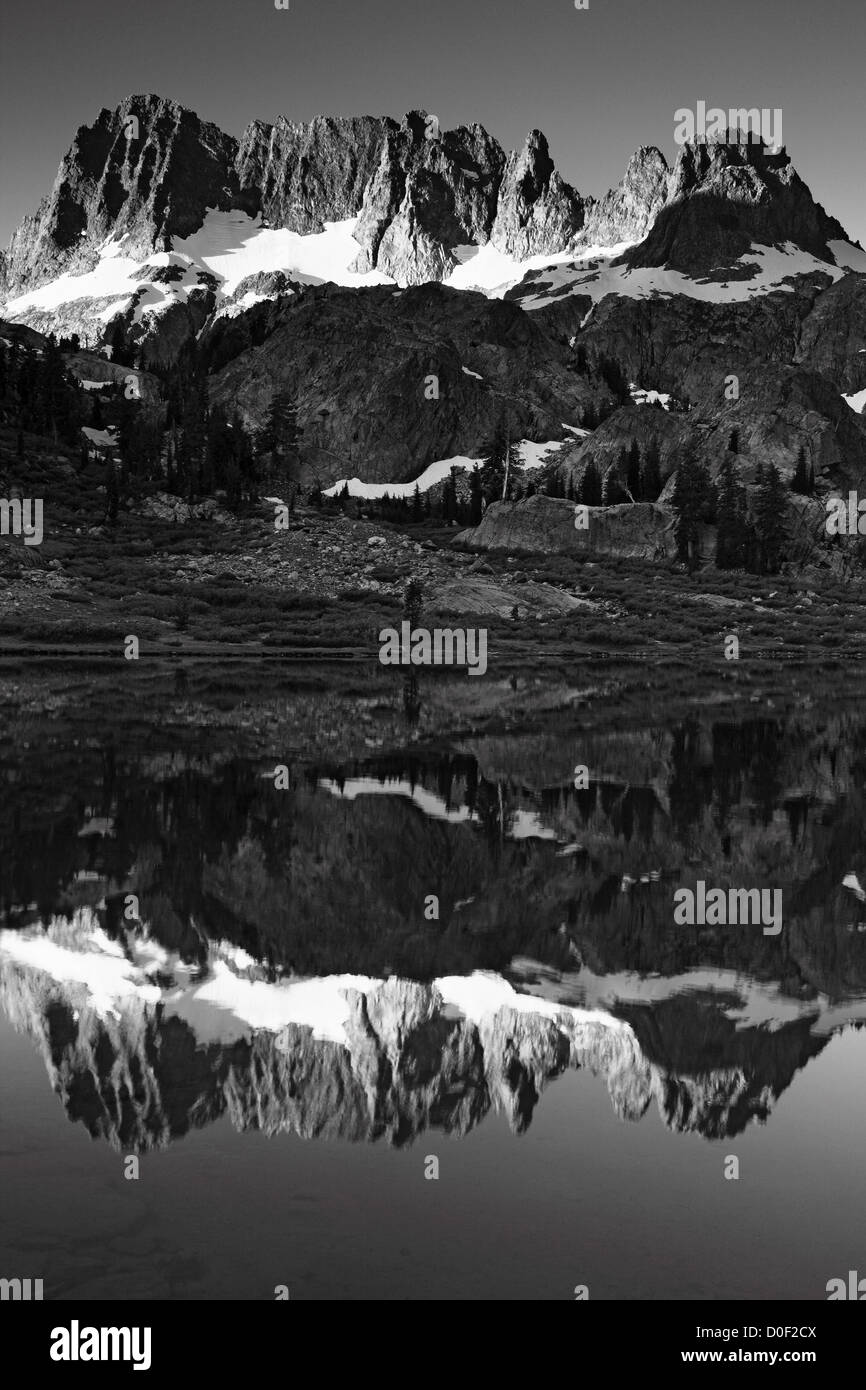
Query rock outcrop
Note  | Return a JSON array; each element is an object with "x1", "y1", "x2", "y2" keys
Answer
[
  {"x1": 463, "y1": 494, "x2": 674, "y2": 560},
  {"x1": 621, "y1": 138, "x2": 852, "y2": 276},
  {"x1": 490, "y1": 130, "x2": 584, "y2": 259},
  {"x1": 1, "y1": 95, "x2": 251, "y2": 296},
  {"x1": 579, "y1": 146, "x2": 669, "y2": 248},
  {"x1": 204, "y1": 280, "x2": 587, "y2": 484}
]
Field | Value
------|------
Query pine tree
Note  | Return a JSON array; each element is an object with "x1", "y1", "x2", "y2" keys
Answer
[
  {"x1": 412, "y1": 483, "x2": 423, "y2": 522},
  {"x1": 107, "y1": 316, "x2": 132, "y2": 368},
  {"x1": 442, "y1": 468, "x2": 459, "y2": 523},
  {"x1": 728, "y1": 427, "x2": 739, "y2": 454},
  {"x1": 545, "y1": 471, "x2": 565, "y2": 499},
  {"x1": 715, "y1": 455, "x2": 748, "y2": 568},
  {"x1": 267, "y1": 389, "x2": 301, "y2": 499},
  {"x1": 469, "y1": 467, "x2": 484, "y2": 524},
  {"x1": 753, "y1": 462, "x2": 787, "y2": 573},
  {"x1": 580, "y1": 458, "x2": 602, "y2": 506},
  {"x1": 671, "y1": 448, "x2": 711, "y2": 570},
  {"x1": 603, "y1": 467, "x2": 627, "y2": 506},
  {"x1": 480, "y1": 415, "x2": 510, "y2": 503},
  {"x1": 627, "y1": 439, "x2": 642, "y2": 500},
  {"x1": 790, "y1": 446, "x2": 814, "y2": 496},
  {"x1": 640, "y1": 436, "x2": 662, "y2": 501}
]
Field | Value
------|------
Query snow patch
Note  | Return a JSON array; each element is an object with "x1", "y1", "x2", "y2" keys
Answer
[
  {"x1": 324, "y1": 439, "x2": 572, "y2": 498},
  {"x1": 514, "y1": 241, "x2": 852, "y2": 312},
  {"x1": 173, "y1": 212, "x2": 393, "y2": 296},
  {"x1": 630, "y1": 384, "x2": 672, "y2": 409},
  {"x1": 324, "y1": 454, "x2": 482, "y2": 499}
]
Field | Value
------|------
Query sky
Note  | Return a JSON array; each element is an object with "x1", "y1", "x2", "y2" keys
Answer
[{"x1": 1, "y1": 0, "x2": 864, "y2": 249}]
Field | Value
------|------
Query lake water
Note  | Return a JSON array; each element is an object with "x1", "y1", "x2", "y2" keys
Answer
[{"x1": 1, "y1": 705, "x2": 865, "y2": 1300}]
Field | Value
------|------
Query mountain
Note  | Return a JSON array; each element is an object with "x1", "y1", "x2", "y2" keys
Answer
[
  {"x1": 1, "y1": 95, "x2": 865, "y2": 504},
  {"x1": 1, "y1": 923, "x2": 856, "y2": 1152},
  {"x1": 4, "y1": 96, "x2": 863, "y2": 333},
  {"x1": 621, "y1": 137, "x2": 852, "y2": 276}
]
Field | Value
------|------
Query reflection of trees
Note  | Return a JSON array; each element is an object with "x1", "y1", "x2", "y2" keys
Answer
[
  {"x1": 670, "y1": 719, "x2": 713, "y2": 842},
  {"x1": 4, "y1": 713, "x2": 866, "y2": 998},
  {"x1": 402, "y1": 672, "x2": 421, "y2": 726}
]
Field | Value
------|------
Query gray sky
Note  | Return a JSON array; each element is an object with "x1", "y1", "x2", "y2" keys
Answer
[{"x1": 1, "y1": 0, "x2": 864, "y2": 248}]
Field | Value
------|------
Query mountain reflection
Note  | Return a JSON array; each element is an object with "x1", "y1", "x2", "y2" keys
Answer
[{"x1": 1, "y1": 713, "x2": 865, "y2": 1152}]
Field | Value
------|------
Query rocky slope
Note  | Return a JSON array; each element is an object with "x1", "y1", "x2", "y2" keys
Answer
[{"x1": 204, "y1": 279, "x2": 588, "y2": 483}]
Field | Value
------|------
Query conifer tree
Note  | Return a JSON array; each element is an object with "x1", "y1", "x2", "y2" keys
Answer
[
  {"x1": 715, "y1": 455, "x2": 748, "y2": 568},
  {"x1": 627, "y1": 439, "x2": 642, "y2": 499},
  {"x1": 480, "y1": 415, "x2": 510, "y2": 503},
  {"x1": 580, "y1": 458, "x2": 602, "y2": 506},
  {"x1": 640, "y1": 436, "x2": 662, "y2": 501},
  {"x1": 671, "y1": 448, "x2": 711, "y2": 570},
  {"x1": 753, "y1": 461, "x2": 787, "y2": 573},
  {"x1": 790, "y1": 446, "x2": 814, "y2": 496},
  {"x1": 469, "y1": 467, "x2": 484, "y2": 524}
]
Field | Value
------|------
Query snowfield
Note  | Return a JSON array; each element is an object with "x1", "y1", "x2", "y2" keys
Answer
[
  {"x1": 322, "y1": 437, "x2": 575, "y2": 498},
  {"x1": 511, "y1": 239, "x2": 866, "y2": 311},
  {"x1": 172, "y1": 212, "x2": 393, "y2": 294},
  {"x1": 0, "y1": 916, "x2": 632, "y2": 1047},
  {"x1": 3, "y1": 209, "x2": 863, "y2": 334}
]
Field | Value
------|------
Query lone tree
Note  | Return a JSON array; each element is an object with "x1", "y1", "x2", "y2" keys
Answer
[{"x1": 671, "y1": 447, "x2": 711, "y2": 570}]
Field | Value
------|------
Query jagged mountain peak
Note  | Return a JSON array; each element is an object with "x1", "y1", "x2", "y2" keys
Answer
[
  {"x1": 1, "y1": 97, "x2": 861, "y2": 345},
  {"x1": 622, "y1": 134, "x2": 854, "y2": 274}
]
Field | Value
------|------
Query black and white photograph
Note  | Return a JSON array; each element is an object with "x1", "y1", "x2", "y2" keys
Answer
[{"x1": 0, "y1": 0, "x2": 864, "y2": 1351}]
